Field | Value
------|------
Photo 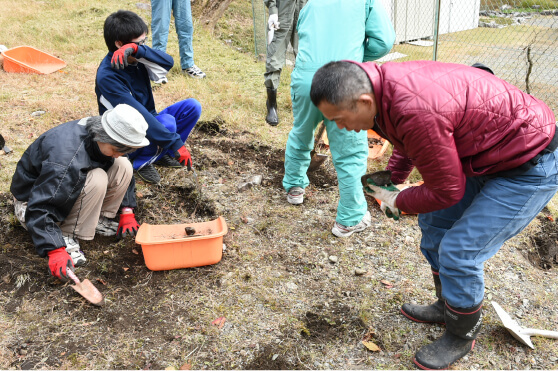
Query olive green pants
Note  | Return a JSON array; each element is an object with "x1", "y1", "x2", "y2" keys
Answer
[{"x1": 264, "y1": 0, "x2": 308, "y2": 90}]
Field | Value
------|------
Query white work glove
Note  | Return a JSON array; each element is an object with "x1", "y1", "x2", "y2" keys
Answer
[
  {"x1": 268, "y1": 14, "x2": 280, "y2": 30},
  {"x1": 364, "y1": 183, "x2": 401, "y2": 220}
]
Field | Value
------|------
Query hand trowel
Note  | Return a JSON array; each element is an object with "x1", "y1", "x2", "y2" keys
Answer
[{"x1": 67, "y1": 269, "x2": 104, "y2": 306}]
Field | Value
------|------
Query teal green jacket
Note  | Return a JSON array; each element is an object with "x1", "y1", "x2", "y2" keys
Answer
[{"x1": 294, "y1": 0, "x2": 395, "y2": 69}]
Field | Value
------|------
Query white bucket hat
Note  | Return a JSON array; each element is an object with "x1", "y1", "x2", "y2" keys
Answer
[{"x1": 101, "y1": 104, "x2": 150, "y2": 148}]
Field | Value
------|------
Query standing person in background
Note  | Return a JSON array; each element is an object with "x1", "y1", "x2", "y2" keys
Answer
[
  {"x1": 96, "y1": 10, "x2": 202, "y2": 185},
  {"x1": 263, "y1": 0, "x2": 308, "y2": 126},
  {"x1": 151, "y1": 0, "x2": 206, "y2": 78},
  {"x1": 283, "y1": 0, "x2": 395, "y2": 238}
]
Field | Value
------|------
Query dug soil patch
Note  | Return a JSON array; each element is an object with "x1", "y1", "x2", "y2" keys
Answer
[
  {"x1": 2, "y1": 123, "x2": 558, "y2": 369},
  {"x1": 301, "y1": 302, "x2": 366, "y2": 343},
  {"x1": 528, "y1": 214, "x2": 558, "y2": 270}
]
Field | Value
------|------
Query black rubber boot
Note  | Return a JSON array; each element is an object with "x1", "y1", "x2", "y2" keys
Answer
[
  {"x1": 413, "y1": 301, "x2": 483, "y2": 370},
  {"x1": 265, "y1": 88, "x2": 279, "y2": 126},
  {"x1": 401, "y1": 270, "x2": 445, "y2": 324}
]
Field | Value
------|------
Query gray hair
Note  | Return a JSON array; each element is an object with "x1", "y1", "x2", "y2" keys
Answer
[
  {"x1": 85, "y1": 116, "x2": 136, "y2": 154},
  {"x1": 310, "y1": 61, "x2": 373, "y2": 110}
]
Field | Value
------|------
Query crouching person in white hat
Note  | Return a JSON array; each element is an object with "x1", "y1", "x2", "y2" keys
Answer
[{"x1": 10, "y1": 104, "x2": 149, "y2": 281}]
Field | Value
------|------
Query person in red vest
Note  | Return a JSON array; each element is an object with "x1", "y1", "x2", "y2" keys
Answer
[{"x1": 310, "y1": 60, "x2": 558, "y2": 369}]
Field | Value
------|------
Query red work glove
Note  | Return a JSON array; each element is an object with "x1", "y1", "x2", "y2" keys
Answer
[
  {"x1": 174, "y1": 145, "x2": 192, "y2": 170},
  {"x1": 111, "y1": 43, "x2": 139, "y2": 70},
  {"x1": 47, "y1": 247, "x2": 75, "y2": 281},
  {"x1": 117, "y1": 212, "x2": 140, "y2": 239}
]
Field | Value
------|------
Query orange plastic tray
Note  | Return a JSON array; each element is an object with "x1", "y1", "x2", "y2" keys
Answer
[
  {"x1": 136, "y1": 216, "x2": 228, "y2": 271},
  {"x1": 2, "y1": 46, "x2": 66, "y2": 74},
  {"x1": 318, "y1": 129, "x2": 388, "y2": 159}
]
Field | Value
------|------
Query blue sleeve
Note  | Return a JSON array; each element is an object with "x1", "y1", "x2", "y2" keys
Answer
[
  {"x1": 97, "y1": 71, "x2": 183, "y2": 152},
  {"x1": 121, "y1": 173, "x2": 138, "y2": 209},
  {"x1": 134, "y1": 45, "x2": 174, "y2": 71},
  {"x1": 363, "y1": 0, "x2": 396, "y2": 62}
]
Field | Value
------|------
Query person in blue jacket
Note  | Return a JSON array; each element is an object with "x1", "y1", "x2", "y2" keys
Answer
[
  {"x1": 95, "y1": 10, "x2": 202, "y2": 184},
  {"x1": 283, "y1": 0, "x2": 395, "y2": 237}
]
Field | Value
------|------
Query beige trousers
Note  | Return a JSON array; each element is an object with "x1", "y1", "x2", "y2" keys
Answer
[{"x1": 14, "y1": 157, "x2": 133, "y2": 240}]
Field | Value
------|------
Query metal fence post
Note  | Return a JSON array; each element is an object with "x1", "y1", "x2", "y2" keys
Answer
[{"x1": 432, "y1": 0, "x2": 442, "y2": 61}]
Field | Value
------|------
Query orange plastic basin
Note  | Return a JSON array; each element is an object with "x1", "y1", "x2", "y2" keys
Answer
[
  {"x1": 135, "y1": 216, "x2": 228, "y2": 271},
  {"x1": 2, "y1": 46, "x2": 66, "y2": 74}
]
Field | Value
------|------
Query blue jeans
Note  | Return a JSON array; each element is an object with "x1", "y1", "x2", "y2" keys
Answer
[
  {"x1": 283, "y1": 67, "x2": 368, "y2": 226},
  {"x1": 128, "y1": 99, "x2": 201, "y2": 169},
  {"x1": 418, "y1": 150, "x2": 558, "y2": 307},
  {"x1": 151, "y1": 0, "x2": 194, "y2": 70}
]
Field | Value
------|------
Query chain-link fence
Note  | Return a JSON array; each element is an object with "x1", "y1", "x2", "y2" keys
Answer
[
  {"x1": 382, "y1": 0, "x2": 558, "y2": 112},
  {"x1": 251, "y1": 0, "x2": 267, "y2": 60},
  {"x1": 252, "y1": 0, "x2": 558, "y2": 112}
]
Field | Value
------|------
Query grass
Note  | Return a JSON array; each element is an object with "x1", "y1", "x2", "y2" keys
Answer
[
  {"x1": 520, "y1": 0, "x2": 558, "y2": 8},
  {"x1": 0, "y1": 0, "x2": 295, "y2": 193},
  {"x1": 481, "y1": 16, "x2": 516, "y2": 25},
  {"x1": 482, "y1": 0, "x2": 558, "y2": 10},
  {"x1": 209, "y1": 0, "x2": 257, "y2": 56}
]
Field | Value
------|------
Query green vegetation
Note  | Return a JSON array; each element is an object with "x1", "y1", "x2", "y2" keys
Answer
[
  {"x1": 519, "y1": 0, "x2": 558, "y2": 9},
  {"x1": 482, "y1": 0, "x2": 558, "y2": 10},
  {"x1": 482, "y1": 16, "x2": 515, "y2": 25}
]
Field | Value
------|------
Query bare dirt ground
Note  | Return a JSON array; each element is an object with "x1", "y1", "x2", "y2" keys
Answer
[{"x1": 1, "y1": 119, "x2": 558, "y2": 370}]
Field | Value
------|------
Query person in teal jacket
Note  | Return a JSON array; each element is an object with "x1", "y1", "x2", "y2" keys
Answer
[{"x1": 283, "y1": 0, "x2": 395, "y2": 237}]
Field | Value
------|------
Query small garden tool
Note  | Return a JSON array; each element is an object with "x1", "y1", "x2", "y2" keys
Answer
[
  {"x1": 308, "y1": 122, "x2": 328, "y2": 172},
  {"x1": 67, "y1": 269, "x2": 104, "y2": 306},
  {"x1": 492, "y1": 301, "x2": 558, "y2": 349}
]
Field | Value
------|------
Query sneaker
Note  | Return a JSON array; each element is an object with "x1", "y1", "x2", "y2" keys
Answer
[
  {"x1": 331, "y1": 211, "x2": 372, "y2": 238},
  {"x1": 287, "y1": 186, "x2": 305, "y2": 205},
  {"x1": 96, "y1": 216, "x2": 119, "y2": 237},
  {"x1": 136, "y1": 164, "x2": 161, "y2": 184},
  {"x1": 183, "y1": 65, "x2": 206, "y2": 79},
  {"x1": 62, "y1": 235, "x2": 87, "y2": 266},
  {"x1": 153, "y1": 77, "x2": 167, "y2": 84},
  {"x1": 154, "y1": 154, "x2": 182, "y2": 168}
]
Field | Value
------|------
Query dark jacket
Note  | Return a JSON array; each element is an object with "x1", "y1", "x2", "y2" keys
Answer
[
  {"x1": 353, "y1": 60, "x2": 556, "y2": 214},
  {"x1": 95, "y1": 45, "x2": 184, "y2": 152},
  {"x1": 10, "y1": 119, "x2": 136, "y2": 257}
]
